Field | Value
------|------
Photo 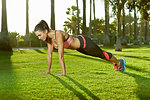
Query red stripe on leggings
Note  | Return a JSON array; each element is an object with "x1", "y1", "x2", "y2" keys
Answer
[
  {"x1": 80, "y1": 35, "x2": 86, "y2": 48},
  {"x1": 103, "y1": 51, "x2": 109, "y2": 60}
]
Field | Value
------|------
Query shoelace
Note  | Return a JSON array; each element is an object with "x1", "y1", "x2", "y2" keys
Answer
[{"x1": 113, "y1": 64, "x2": 122, "y2": 71}]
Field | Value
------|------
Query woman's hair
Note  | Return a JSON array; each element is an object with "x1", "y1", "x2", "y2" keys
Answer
[{"x1": 34, "y1": 20, "x2": 50, "y2": 32}]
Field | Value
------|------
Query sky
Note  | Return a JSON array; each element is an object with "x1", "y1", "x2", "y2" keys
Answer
[{"x1": 0, "y1": 0, "x2": 105, "y2": 35}]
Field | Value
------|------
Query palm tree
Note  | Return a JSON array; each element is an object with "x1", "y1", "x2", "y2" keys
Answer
[
  {"x1": 144, "y1": 21, "x2": 148, "y2": 44},
  {"x1": 104, "y1": 0, "x2": 110, "y2": 46},
  {"x1": 121, "y1": 0, "x2": 127, "y2": 45},
  {"x1": 93, "y1": 0, "x2": 97, "y2": 40},
  {"x1": 115, "y1": 0, "x2": 122, "y2": 51},
  {"x1": 88, "y1": 0, "x2": 92, "y2": 37},
  {"x1": 76, "y1": 0, "x2": 80, "y2": 35},
  {"x1": 51, "y1": 0, "x2": 55, "y2": 30},
  {"x1": 127, "y1": 0, "x2": 132, "y2": 43},
  {"x1": 0, "y1": 0, "x2": 12, "y2": 51},
  {"x1": 139, "y1": 20, "x2": 143, "y2": 44},
  {"x1": 64, "y1": 6, "x2": 82, "y2": 35},
  {"x1": 133, "y1": 0, "x2": 139, "y2": 45},
  {"x1": 25, "y1": 0, "x2": 31, "y2": 47},
  {"x1": 82, "y1": 0, "x2": 86, "y2": 35},
  {"x1": 110, "y1": 0, "x2": 122, "y2": 51},
  {"x1": 129, "y1": 9, "x2": 132, "y2": 37}
]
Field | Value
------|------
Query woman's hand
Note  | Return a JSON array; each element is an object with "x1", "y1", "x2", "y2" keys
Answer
[
  {"x1": 56, "y1": 73, "x2": 66, "y2": 76},
  {"x1": 41, "y1": 71, "x2": 50, "y2": 74}
]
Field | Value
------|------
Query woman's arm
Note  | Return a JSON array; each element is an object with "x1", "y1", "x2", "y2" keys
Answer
[
  {"x1": 56, "y1": 31, "x2": 66, "y2": 76},
  {"x1": 43, "y1": 42, "x2": 53, "y2": 73}
]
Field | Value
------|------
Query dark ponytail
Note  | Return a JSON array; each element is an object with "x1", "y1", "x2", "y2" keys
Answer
[{"x1": 34, "y1": 20, "x2": 50, "y2": 32}]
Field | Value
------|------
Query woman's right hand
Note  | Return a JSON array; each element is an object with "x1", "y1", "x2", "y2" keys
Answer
[{"x1": 41, "y1": 71, "x2": 50, "y2": 74}]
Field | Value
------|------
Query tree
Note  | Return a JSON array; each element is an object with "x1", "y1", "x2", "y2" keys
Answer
[
  {"x1": 136, "y1": 0, "x2": 149, "y2": 44},
  {"x1": 25, "y1": 0, "x2": 31, "y2": 47},
  {"x1": 121, "y1": 0, "x2": 127, "y2": 45},
  {"x1": 110, "y1": 0, "x2": 123, "y2": 51},
  {"x1": 93, "y1": 0, "x2": 97, "y2": 40},
  {"x1": 88, "y1": 0, "x2": 92, "y2": 37},
  {"x1": 0, "y1": 0, "x2": 12, "y2": 51},
  {"x1": 104, "y1": 0, "x2": 110, "y2": 46},
  {"x1": 127, "y1": 0, "x2": 132, "y2": 38},
  {"x1": 144, "y1": 21, "x2": 148, "y2": 44},
  {"x1": 51, "y1": 0, "x2": 55, "y2": 30},
  {"x1": 133, "y1": 0, "x2": 139, "y2": 45},
  {"x1": 82, "y1": 0, "x2": 86, "y2": 35},
  {"x1": 116, "y1": 0, "x2": 122, "y2": 51},
  {"x1": 137, "y1": 0, "x2": 150, "y2": 21},
  {"x1": 139, "y1": 20, "x2": 143, "y2": 44},
  {"x1": 91, "y1": 18, "x2": 105, "y2": 34},
  {"x1": 64, "y1": 6, "x2": 82, "y2": 35},
  {"x1": 76, "y1": 0, "x2": 80, "y2": 35}
]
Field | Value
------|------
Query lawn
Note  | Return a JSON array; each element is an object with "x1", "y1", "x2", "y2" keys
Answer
[{"x1": 0, "y1": 45, "x2": 150, "y2": 100}]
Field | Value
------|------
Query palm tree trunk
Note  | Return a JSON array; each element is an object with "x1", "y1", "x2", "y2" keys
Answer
[
  {"x1": 25, "y1": 0, "x2": 31, "y2": 47},
  {"x1": 76, "y1": 0, "x2": 80, "y2": 35},
  {"x1": 93, "y1": 0, "x2": 97, "y2": 40},
  {"x1": 104, "y1": 0, "x2": 110, "y2": 46},
  {"x1": 26, "y1": 0, "x2": 29, "y2": 35},
  {"x1": 82, "y1": 0, "x2": 86, "y2": 35},
  {"x1": 139, "y1": 21, "x2": 143, "y2": 44},
  {"x1": 144, "y1": 21, "x2": 148, "y2": 44},
  {"x1": 51, "y1": 0, "x2": 55, "y2": 30},
  {"x1": 129, "y1": 9, "x2": 132, "y2": 43},
  {"x1": 0, "y1": 0, "x2": 12, "y2": 51},
  {"x1": 148, "y1": 22, "x2": 150, "y2": 43},
  {"x1": 115, "y1": 1, "x2": 122, "y2": 51},
  {"x1": 133, "y1": 3, "x2": 139, "y2": 45},
  {"x1": 121, "y1": 6, "x2": 127, "y2": 45},
  {"x1": 88, "y1": 0, "x2": 92, "y2": 37}
]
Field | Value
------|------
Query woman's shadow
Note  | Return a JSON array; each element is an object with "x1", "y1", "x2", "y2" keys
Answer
[
  {"x1": 0, "y1": 50, "x2": 20, "y2": 99},
  {"x1": 124, "y1": 65, "x2": 150, "y2": 100},
  {"x1": 51, "y1": 74, "x2": 100, "y2": 100}
]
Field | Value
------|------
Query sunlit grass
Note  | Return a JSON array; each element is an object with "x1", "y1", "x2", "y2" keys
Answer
[{"x1": 0, "y1": 45, "x2": 150, "y2": 99}]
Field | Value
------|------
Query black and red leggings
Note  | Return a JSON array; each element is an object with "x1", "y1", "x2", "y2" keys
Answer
[{"x1": 76, "y1": 35, "x2": 112, "y2": 61}]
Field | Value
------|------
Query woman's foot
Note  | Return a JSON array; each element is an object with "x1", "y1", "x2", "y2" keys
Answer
[{"x1": 113, "y1": 59, "x2": 126, "y2": 72}]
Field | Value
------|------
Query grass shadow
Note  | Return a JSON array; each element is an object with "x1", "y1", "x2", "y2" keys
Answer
[
  {"x1": 43, "y1": 48, "x2": 68, "y2": 53},
  {"x1": 51, "y1": 74, "x2": 88, "y2": 100},
  {"x1": 92, "y1": 72, "x2": 107, "y2": 75},
  {"x1": 126, "y1": 64, "x2": 149, "y2": 73},
  {"x1": 0, "y1": 50, "x2": 20, "y2": 99},
  {"x1": 65, "y1": 75, "x2": 100, "y2": 100},
  {"x1": 116, "y1": 54, "x2": 150, "y2": 62},
  {"x1": 125, "y1": 72, "x2": 150, "y2": 100},
  {"x1": 0, "y1": 51, "x2": 13, "y2": 69},
  {"x1": 33, "y1": 49, "x2": 46, "y2": 54},
  {"x1": 65, "y1": 53, "x2": 108, "y2": 64},
  {"x1": 15, "y1": 50, "x2": 25, "y2": 54}
]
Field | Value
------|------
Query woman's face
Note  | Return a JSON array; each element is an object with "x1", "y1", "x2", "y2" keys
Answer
[{"x1": 35, "y1": 30, "x2": 48, "y2": 41}]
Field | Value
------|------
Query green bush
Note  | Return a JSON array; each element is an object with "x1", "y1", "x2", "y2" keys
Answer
[
  {"x1": 9, "y1": 32, "x2": 18, "y2": 48},
  {"x1": 30, "y1": 32, "x2": 47, "y2": 47},
  {"x1": 9, "y1": 32, "x2": 47, "y2": 48}
]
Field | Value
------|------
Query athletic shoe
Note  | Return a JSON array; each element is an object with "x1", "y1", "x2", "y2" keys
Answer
[{"x1": 113, "y1": 59, "x2": 126, "y2": 72}]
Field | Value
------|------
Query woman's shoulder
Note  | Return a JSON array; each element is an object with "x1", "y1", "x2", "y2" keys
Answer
[{"x1": 56, "y1": 30, "x2": 67, "y2": 36}]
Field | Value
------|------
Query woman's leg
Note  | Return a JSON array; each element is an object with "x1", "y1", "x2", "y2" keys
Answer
[
  {"x1": 109, "y1": 55, "x2": 120, "y2": 65},
  {"x1": 76, "y1": 35, "x2": 126, "y2": 72}
]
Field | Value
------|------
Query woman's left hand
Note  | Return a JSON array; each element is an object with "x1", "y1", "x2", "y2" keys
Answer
[
  {"x1": 56, "y1": 73, "x2": 65, "y2": 76},
  {"x1": 41, "y1": 72, "x2": 50, "y2": 74}
]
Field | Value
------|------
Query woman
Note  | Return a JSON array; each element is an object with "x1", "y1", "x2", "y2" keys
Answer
[{"x1": 34, "y1": 20, "x2": 126, "y2": 76}]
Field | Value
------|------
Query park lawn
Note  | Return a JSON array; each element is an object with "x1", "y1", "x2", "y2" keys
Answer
[{"x1": 0, "y1": 45, "x2": 150, "y2": 100}]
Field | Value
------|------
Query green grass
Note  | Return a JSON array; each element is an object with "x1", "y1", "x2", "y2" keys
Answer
[{"x1": 0, "y1": 45, "x2": 150, "y2": 100}]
